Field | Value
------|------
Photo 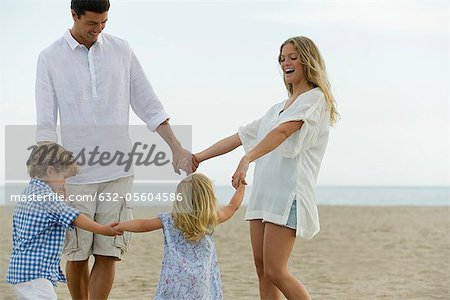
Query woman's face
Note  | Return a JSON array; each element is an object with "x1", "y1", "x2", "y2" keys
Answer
[{"x1": 279, "y1": 43, "x2": 305, "y2": 86}]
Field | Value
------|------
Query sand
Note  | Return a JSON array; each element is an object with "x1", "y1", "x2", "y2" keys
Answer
[{"x1": 1, "y1": 205, "x2": 449, "y2": 299}]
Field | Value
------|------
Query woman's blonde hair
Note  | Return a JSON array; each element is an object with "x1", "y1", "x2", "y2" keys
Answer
[
  {"x1": 171, "y1": 173, "x2": 219, "y2": 241},
  {"x1": 278, "y1": 36, "x2": 339, "y2": 126}
]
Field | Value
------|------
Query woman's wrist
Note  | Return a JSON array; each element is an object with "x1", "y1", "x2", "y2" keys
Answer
[
  {"x1": 242, "y1": 154, "x2": 252, "y2": 164},
  {"x1": 194, "y1": 152, "x2": 204, "y2": 163}
]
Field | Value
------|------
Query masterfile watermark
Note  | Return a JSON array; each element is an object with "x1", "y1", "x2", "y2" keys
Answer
[
  {"x1": 5, "y1": 125, "x2": 192, "y2": 181},
  {"x1": 10, "y1": 192, "x2": 183, "y2": 203},
  {"x1": 26, "y1": 142, "x2": 171, "y2": 172}
]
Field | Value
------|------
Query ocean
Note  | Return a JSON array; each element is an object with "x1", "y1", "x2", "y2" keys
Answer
[{"x1": 1, "y1": 184, "x2": 448, "y2": 207}]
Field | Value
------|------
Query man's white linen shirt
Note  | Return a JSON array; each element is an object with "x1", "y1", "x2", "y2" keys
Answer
[{"x1": 36, "y1": 30, "x2": 169, "y2": 184}]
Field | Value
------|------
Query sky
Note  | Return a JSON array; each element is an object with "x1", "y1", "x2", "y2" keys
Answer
[{"x1": 0, "y1": 0, "x2": 448, "y2": 186}]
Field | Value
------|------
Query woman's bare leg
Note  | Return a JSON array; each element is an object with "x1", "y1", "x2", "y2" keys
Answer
[
  {"x1": 263, "y1": 223, "x2": 311, "y2": 300},
  {"x1": 250, "y1": 220, "x2": 282, "y2": 300}
]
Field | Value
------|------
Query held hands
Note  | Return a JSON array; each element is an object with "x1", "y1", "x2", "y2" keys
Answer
[
  {"x1": 237, "y1": 179, "x2": 248, "y2": 189},
  {"x1": 172, "y1": 147, "x2": 199, "y2": 175},
  {"x1": 103, "y1": 221, "x2": 123, "y2": 236},
  {"x1": 232, "y1": 156, "x2": 250, "y2": 189},
  {"x1": 113, "y1": 222, "x2": 125, "y2": 234}
]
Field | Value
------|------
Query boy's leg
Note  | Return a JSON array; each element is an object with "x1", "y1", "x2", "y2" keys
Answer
[
  {"x1": 63, "y1": 183, "x2": 98, "y2": 300},
  {"x1": 89, "y1": 176, "x2": 134, "y2": 299},
  {"x1": 13, "y1": 278, "x2": 57, "y2": 300}
]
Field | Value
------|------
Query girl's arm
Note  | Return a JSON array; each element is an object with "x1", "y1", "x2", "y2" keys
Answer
[
  {"x1": 72, "y1": 213, "x2": 120, "y2": 236},
  {"x1": 232, "y1": 120, "x2": 303, "y2": 188},
  {"x1": 195, "y1": 133, "x2": 242, "y2": 163},
  {"x1": 114, "y1": 218, "x2": 163, "y2": 233},
  {"x1": 218, "y1": 182, "x2": 246, "y2": 224}
]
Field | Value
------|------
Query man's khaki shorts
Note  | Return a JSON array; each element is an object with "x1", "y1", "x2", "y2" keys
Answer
[{"x1": 63, "y1": 176, "x2": 134, "y2": 261}]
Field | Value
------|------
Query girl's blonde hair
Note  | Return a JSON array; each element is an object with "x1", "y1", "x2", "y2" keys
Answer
[
  {"x1": 171, "y1": 173, "x2": 219, "y2": 241},
  {"x1": 278, "y1": 36, "x2": 339, "y2": 126}
]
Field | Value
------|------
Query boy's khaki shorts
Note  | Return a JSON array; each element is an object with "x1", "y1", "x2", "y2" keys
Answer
[{"x1": 63, "y1": 176, "x2": 134, "y2": 261}]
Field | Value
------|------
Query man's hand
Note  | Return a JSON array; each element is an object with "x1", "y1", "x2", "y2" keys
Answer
[
  {"x1": 172, "y1": 147, "x2": 198, "y2": 175},
  {"x1": 155, "y1": 120, "x2": 198, "y2": 175}
]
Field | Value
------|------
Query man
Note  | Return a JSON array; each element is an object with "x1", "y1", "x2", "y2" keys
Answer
[{"x1": 35, "y1": 1, "x2": 197, "y2": 299}]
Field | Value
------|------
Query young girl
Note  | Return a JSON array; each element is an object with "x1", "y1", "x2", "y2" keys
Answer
[{"x1": 115, "y1": 173, "x2": 246, "y2": 300}]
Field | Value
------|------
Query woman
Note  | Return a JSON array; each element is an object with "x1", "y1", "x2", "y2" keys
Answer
[{"x1": 194, "y1": 36, "x2": 338, "y2": 299}]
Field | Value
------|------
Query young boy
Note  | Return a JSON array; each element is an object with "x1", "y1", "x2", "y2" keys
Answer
[{"x1": 6, "y1": 143, "x2": 122, "y2": 300}]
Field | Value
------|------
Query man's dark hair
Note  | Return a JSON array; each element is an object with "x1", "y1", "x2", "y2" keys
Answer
[{"x1": 71, "y1": 0, "x2": 110, "y2": 16}]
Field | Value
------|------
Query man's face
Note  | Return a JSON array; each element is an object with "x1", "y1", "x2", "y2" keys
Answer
[{"x1": 71, "y1": 10, "x2": 108, "y2": 45}]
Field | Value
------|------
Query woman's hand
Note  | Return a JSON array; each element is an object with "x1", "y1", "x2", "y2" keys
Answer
[
  {"x1": 232, "y1": 156, "x2": 250, "y2": 189},
  {"x1": 192, "y1": 154, "x2": 200, "y2": 171}
]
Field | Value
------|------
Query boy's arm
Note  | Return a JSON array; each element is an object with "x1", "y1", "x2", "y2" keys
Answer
[
  {"x1": 218, "y1": 182, "x2": 246, "y2": 224},
  {"x1": 72, "y1": 214, "x2": 120, "y2": 236},
  {"x1": 114, "y1": 218, "x2": 163, "y2": 233}
]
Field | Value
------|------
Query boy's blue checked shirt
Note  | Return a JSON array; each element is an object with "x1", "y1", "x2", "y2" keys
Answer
[{"x1": 6, "y1": 178, "x2": 80, "y2": 285}]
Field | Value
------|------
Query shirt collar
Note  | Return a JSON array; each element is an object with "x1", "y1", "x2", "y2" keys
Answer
[
  {"x1": 96, "y1": 32, "x2": 104, "y2": 46},
  {"x1": 64, "y1": 29, "x2": 80, "y2": 50},
  {"x1": 64, "y1": 29, "x2": 104, "y2": 50},
  {"x1": 30, "y1": 178, "x2": 53, "y2": 192}
]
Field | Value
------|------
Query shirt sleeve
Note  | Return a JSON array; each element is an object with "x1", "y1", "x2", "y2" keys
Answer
[
  {"x1": 45, "y1": 194, "x2": 80, "y2": 230},
  {"x1": 276, "y1": 94, "x2": 325, "y2": 158},
  {"x1": 35, "y1": 52, "x2": 59, "y2": 143},
  {"x1": 238, "y1": 117, "x2": 263, "y2": 154},
  {"x1": 158, "y1": 212, "x2": 170, "y2": 227},
  {"x1": 158, "y1": 212, "x2": 172, "y2": 239},
  {"x1": 129, "y1": 47, "x2": 170, "y2": 132}
]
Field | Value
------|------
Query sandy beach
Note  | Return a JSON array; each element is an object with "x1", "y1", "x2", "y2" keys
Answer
[{"x1": 1, "y1": 205, "x2": 449, "y2": 299}]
